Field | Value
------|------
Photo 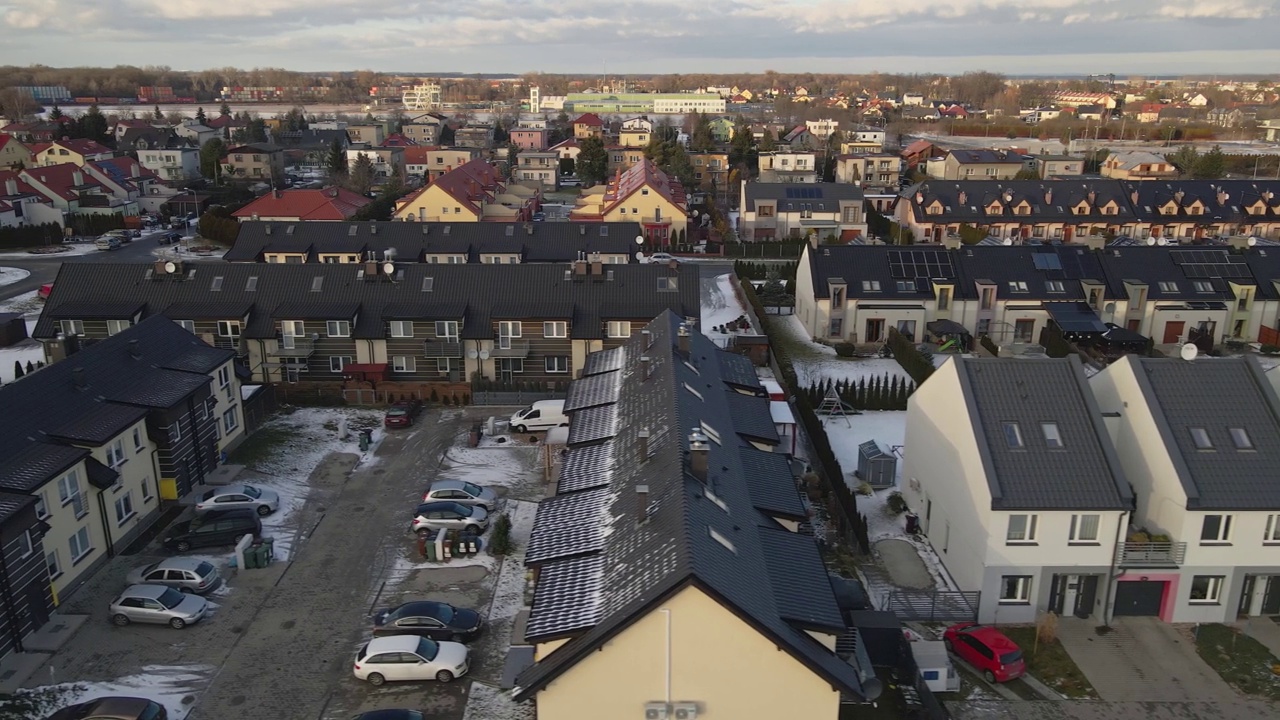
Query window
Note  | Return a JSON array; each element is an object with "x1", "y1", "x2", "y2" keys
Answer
[
  {"x1": 861, "y1": 280, "x2": 881, "y2": 292},
  {"x1": 436, "y1": 357, "x2": 459, "y2": 374},
  {"x1": 896, "y1": 281, "x2": 913, "y2": 292},
  {"x1": 132, "y1": 427, "x2": 144, "y2": 452},
  {"x1": 435, "y1": 321, "x2": 459, "y2": 340},
  {"x1": 1008, "y1": 281, "x2": 1029, "y2": 293},
  {"x1": 46, "y1": 550, "x2": 61, "y2": 579},
  {"x1": 1014, "y1": 319, "x2": 1035, "y2": 342},
  {"x1": 1190, "y1": 427, "x2": 1214, "y2": 450},
  {"x1": 607, "y1": 321, "x2": 631, "y2": 338},
  {"x1": 1192, "y1": 281, "x2": 1213, "y2": 293},
  {"x1": 999, "y1": 575, "x2": 1032, "y2": 603},
  {"x1": 1229, "y1": 427, "x2": 1253, "y2": 450},
  {"x1": 326, "y1": 320, "x2": 351, "y2": 337},
  {"x1": 16, "y1": 529, "x2": 32, "y2": 558},
  {"x1": 392, "y1": 356, "x2": 415, "y2": 372},
  {"x1": 60, "y1": 319, "x2": 84, "y2": 336},
  {"x1": 114, "y1": 492, "x2": 135, "y2": 525},
  {"x1": 1007, "y1": 514, "x2": 1038, "y2": 543},
  {"x1": 141, "y1": 476, "x2": 153, "y2": 502},
  {"x1": 168, "y1": 422, "x2": 181, "y2": 444},
  {"x1": 543, "y1": 321, "x2": 567, "y2": 338},
  {"x1": 106, "y1": 319, "x2": 131, "y2": 335},
  {"x1": 33, "y1": 492, "x2": 47, "y2": 519},
  {"x1": 1002, "y1": 422, "x2": 1024, "y2": 449},
  {"x1": 937, "y1": 287, "x2": 951, "y2": 311},
  {"x1": 545, "y1": 356, "x2": 569, "y2": 373},
  {"x1": 1041, "y1": 422, "x2": 1063, "y2": 448},
  {"x1": 1045, "y1": 281, "x2": 1065, "y2": 293},
  {"x1": 1069, "y1": 514, "x2": 1100, "y2": 543},
  {"x1": 389, "y1": 321, "x2": 414, "y2": 338},
  {"x1": 1265, "y1": 514, "x2": 1280, "y2": 544},
  {"x1": 222, "y1": 407, "x2": 239, "y2": 434},
  {"x1": 1201, "y1": 514, "x2": 1233, "y2": 543},
  {"x1": 57, "y1": 470, "x2": 82, "y2": 514},
  {"x1": 1158, "y1": 281, "x2": 1179, "y2": 293},
  {"x1": 176, "y1": 319, "x2": 196, "y2": 333},
  {"x1": 1189, "y1": 576, "x2": 1224, "y2": 604},
  {"x1": 329, "y1": 356, "x2": 352, "y2": 373},
  {"x1": 218, "y1": 365, "x2": 231, "y2": 389},
  {"x1": 69, "y1": 526, "x2": 92, "y2": 563}
]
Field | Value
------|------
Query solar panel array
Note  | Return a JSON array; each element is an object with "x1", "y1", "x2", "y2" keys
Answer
[
  {"x1": 784, "y1": 187, "x2": 825, "y2": 199},
  {"x1": 566, "y1": 404, "x2": 619, "y2": 445},
  {"x1": 525, "y1": 487, "x2": 611, "y2": 564},
  {"x1": 525, "y1": 554, "x2": 605, "y2": 639},
  {"x1": 559, "y1": 442, "x2": 615, "y2": 493},
  {"x1": 1032, "y1": 253, "x2": 1063, "y2": 270},
  {"x1": 564, "y1": 370, "x2": 621, "y2": 412},
  {"x1": 1171, "y1": 250, "x2": 1251, "y2": 279},
  {"x1": 887, "y1": 250, "x2": 955, "y2": 279}
]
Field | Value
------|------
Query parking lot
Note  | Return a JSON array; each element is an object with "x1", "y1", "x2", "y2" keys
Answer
[{"x1": 23, "y1": 405, "x2": 545, "y2": 720}]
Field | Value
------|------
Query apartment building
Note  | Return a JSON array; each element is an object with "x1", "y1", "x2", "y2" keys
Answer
[
  {"x1": 514, "y1": 151, "x2": 560, "y2": 190},
  {"x1": 221, "y1": 143, "x2": 285, "y2": 182},
  {"x1": 758, "y1": 151, "x2": 818, "y2": 184}
]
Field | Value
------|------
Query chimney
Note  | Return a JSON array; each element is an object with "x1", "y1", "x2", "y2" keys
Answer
[
  {"x1": 4, "y1": 178, "x2": 15, "y2": 195},
  {"x1": 640, "y1": 355, "x2": 651, "y2": 378},
  {"x1": 574, "y1": 260, "x2": 588, "y2": 276},
  {"x1": 677, "y1": 323, "x2": 691, "y2": 356},
  {"x1": 688, "y1": 429, "x2": 709, "y2": 482},
  {"x1": 1217, "y1": 189, "x2": 1228, "y2": 207},
  {"x1": 72, "y1": 170, "x2": 83, "y2": 186},
  {"x1": 131, "y1": 162, "x2": 140, "y2": 177},
  {"x1": 579, "y1": 224, "x2": 586, "y2": 235},
  {"x1": 72, "y1": 367, "x2": 86, "y2": 389},
  {"x1": 127, "y1": 339, "x2": 141, "y2": 359},
  {"x1": 1044, "y1": 189, "x2": 1053, "y2": 205},
  {"x1": 1087, "y1": 190, "x2": 1097, "y2": 205},
  {"x1": 667, "y1": 259, "x2": 678, "y2": 270},
  {"x1": 591, "y1": 258, "x2": 603, "y2": 276},
  {"x1": 1174, "y1": 190, "x2": 1185, "y2": 205},
  {"x1": 274, "y1": 189, "x2": 282, "y2": 199},
  {"x1": 637, "y1": 429, "x2": 650, "y2": 459},
  {"x1": 635, "y1": 484, "x2": 650, "y2": 523},
  {"x1": 957, "y1": 190, "x2": 967, "y2": 205},
  {"x1": 365, "y1": 258, "x2": 378, "y2": 277},
  {"x1": 1130, "y1": 190, "x2": 1139, "y2": 205}
]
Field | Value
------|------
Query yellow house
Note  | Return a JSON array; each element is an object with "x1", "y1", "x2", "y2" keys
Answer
[
  {"x1": 619, "y1": 128, "x2": 649, "y2": 148},
  {"x1": 394, "y1": 158, "x2": 538, "y2": 222},
  {"x1": 514, "y1": 313, "x2": 875, "y2": 720},
  {"x1": 569, "y1": 158, "x2": 688, "y2": 244},
  {"x1": 34, "y1": 138, "x2": 113, "y2": 168},
  {"x1": 0, "y1": 135, "x2": 31, "y2": 170}
]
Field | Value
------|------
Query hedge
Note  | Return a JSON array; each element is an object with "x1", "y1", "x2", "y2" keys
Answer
[
  {"x1": 805, "y1": 373, "x2": 916, "y2": 412},
  {"x1": 980, "y1": 335, "x2": 999, "y2": 356},
  {"x1": 0, "y1": 222, "x2": 64, "y2": 250},
  {"x1": 886, "y1": 327, "x2": 936, "y2": 385},
  {"x1": 68, "y1": 213, "x2": 125, "y2": 236}
]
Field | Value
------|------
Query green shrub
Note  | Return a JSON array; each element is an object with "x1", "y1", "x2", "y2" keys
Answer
[
  {"x1": 887, "y1": 491, "x2": 908, "y2": 514},
  {"x1": 833, "y1": 342, "x2": 856, "y2": 357},
  {"x1": 857, "y1": 482, "x2": 873, "y2": 496},
  {"x1": 886, "y1": 327, "x2": 935, "y2": 385},
  {"x1": 488, "y1": 513, "x2": 515, "y2": 556}
]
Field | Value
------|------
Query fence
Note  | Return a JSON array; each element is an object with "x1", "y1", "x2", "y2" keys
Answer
[
  {"x1": 882, "y1": 589, "x2": 981, "y2": 622},
  {"x1": 471, "y1": 389, "x2": 564, "y2": 406}
]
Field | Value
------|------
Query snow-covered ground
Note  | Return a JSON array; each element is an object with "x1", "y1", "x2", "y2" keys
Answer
[
  {"x1": 701, "y1": 272, "x2": 753, "y2": 344},
  {"x1": 0, "y1": 288, "x2": 41, "y2": 315},
  {"x1": 240, "y1": 407, "x2": 385, "y2": 560},
  {"x1": 775, "y1": 314, "x2": 949, "y2": 387},
  {"x1": 0, "y1": 266, "x2": 30, "y2": 287},
  {"x1": 0, "y1": 317, "x2": 43, "y2": 384},
  {"x1": 153, "y1": 244, "x2": 228, "y2": 262},
  {"x1": 462, "y1": 681, "x2": 534, "y2": 720},
  {"x1": 30, "y1": 664, "x2": 212, "y2": 719},
  {"x1": 0, "y1": 242, "x2": 101, "y2": 258}
]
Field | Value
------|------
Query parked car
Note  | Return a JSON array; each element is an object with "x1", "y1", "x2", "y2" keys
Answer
[
  {"x1": 943, "y1": 623, "x2": 1026, "y2": 683},
  {"x1": 532, "y1": 212, "x2": 545, "y2": 222},
  {"x1": 109, "y1": 584, "x2": 208, "y2": 629},
  {"x1": 384, "y1": 399, "x2": 424, "y2": 428},
  {"x1": 508, "y1": 399, "x2": 568, "y2": 433},
  {"x1": 94, "y1": 236, "x2": 122, "y2": 251},
  {"x1": 372, "y1": 600, "x2": 483, "y2": 641},
  {"x1": 350, "y1": 712, "x2": 423, "y2": 720},
  {"x1": 105, "y1": 229, "x2": 133, "y2": 243},
  {"x1": 195, "y1": 483, "x2": 280, "y2": 516},
  {"x1": 44, "y1": 696, "x2": 168, "y2": 720},
  {"x1": 158, "y1": 232, "x2": 182, "y2": 245},
  {"x1": 422, "y1": 480, "x2": 497, "y2": 511},
  {"x1": 126, "y1": 557, "x2": 221, "y2": 594},
  {"x1": 353, "y1": 635, "x2": 469, "y2": 685},
  {"x1": 646, "y1": 252, "x2": 680, "y2": 264},
  {"x1": 38, "y1": 283, "x2": 53, "y2": 300},
  {"x1": 162, "y1": 509, "x2": 261, "y2": 552},
  {"x1": 411, "y1": 502, "x2": 488, "y2": 536}
]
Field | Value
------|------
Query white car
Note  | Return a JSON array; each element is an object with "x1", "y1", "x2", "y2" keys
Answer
[
  {"x1": 195, "y1": 484, "x2": 280, "y2": 516},
  {"x1": 353, "y1": 635, "x2": 470, "y2": 685},
  {"x1": 647, "y1": 252, "x2": 680, "y2": 264}
]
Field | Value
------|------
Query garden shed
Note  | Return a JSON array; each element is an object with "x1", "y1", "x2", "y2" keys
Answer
[{"x1": 857, "y1": 439, "x2": 897, "y2": 489}]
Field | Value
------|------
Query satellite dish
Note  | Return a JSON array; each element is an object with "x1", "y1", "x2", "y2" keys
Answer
[
  {"x1": 1157, "y1": 237, "x2": 1168, "y2": 246},
  {"x1": 1104, "y1": 302, "x2": 1116, "y2": 314},
  {"x1": 635, "y1": 251, "x2": 646, "y2": 261},
  {"x1": 467, "y1": 349, "x2": 478, "y2": 359},
  {"x1": 1145, "y1": 236, "x2": 1157, "y2": 246},
  {"x1": 1180, "y1": 343, "x2": 1199, "y2": 361},
  {"x1": 382, "y1": 262, "x2": 395, "y2": 275},
  {"x1": 1248, "y1": 236, "x2": 1257, "y2": 247},
  {"x1": 164, "y1": 261, "x2": 176, "y2": 274},
  {"x1": 1002, "y1": 238, "x2": 1013, "y2": 246},
  {"x1": 479, "y1": 350, "x2": 490, "y2": 360},
  {"x1": 634, "y1": 235, "x2": 645, "y2": 245}
]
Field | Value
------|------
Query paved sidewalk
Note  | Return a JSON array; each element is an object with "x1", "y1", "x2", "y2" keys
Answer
[{"x1": 1238, "y1": 616, "x2": 1280, "y2": 658}]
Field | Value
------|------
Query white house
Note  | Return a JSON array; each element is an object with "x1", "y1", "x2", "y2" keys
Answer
[
  {"x1": 1090, "y1": 355, "x2": 1280, "y2": 623},
  {"x1": 620, "y1": 116, "x2": 653, "y2": 132},
  {"x1": 757, "y1": 151, "x2": 819, "y2": 184},
  {"x1": 138, "y1": 147, "x2": 201, "y2": 183},
  {"x1": 903, "y1": 356, "x2": 1133, "y2": 624},
  {"x1": 739, "y1": 182, "x2": 866, "y2": 242}
]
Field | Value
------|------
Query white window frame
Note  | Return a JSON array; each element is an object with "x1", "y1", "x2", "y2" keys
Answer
[
  {"x1": 607, "y1": 321, "x2": 631, "y2": 339},
  {"x1": 222, "y1": 407, "x2": 239, "y2": 434},
  {"x1": 998, "y1": 575, "x2": 1032, "y2": 604},
  {"x1": 177, "y1": 319, "x2": 196, "y2": 333},
  {"x1": 435, "y1": 321, "x2": 459, "y2": 341},
  {"x1": 68, "y1": 526, "x2": 92, "y2": 564},
  {"x1": 33, "y1": 491, "x2": 48, "y2": 520},
  {"x1": 1069, "y1": 514, "x2": 1101, "y2": 544},
  {"x1": 1006, "y1": 514, "x2": 1039, "y2": 544},
  {"x1": 543, "y1": 321, "x2": 567, "y2": 338},
  {"x1": 392, "y1": 356, "x2": 416, "y2": 373},
  {"x1": 498, "y1": 321, "x2": 522, "y2": 339},
  {"x1": 132, "y1": 427, "x2": 144, "y2": 452},
  {"x1": 46, "y1": 549, "x2": 61, "y2": 580},
  {"x1": 545, "y1": 356, "x2": 569, "y2": 374},
  {"x1": 389, "y1": 320, "x2": 414, "y2": 338},
  {"x1": 60, "y1": 319, "x2": 84, "y2": 336},
  {"x1": 1265, "y1": 514, "x2": 1280, "y2": 544},
  {"x1": 1189, "y1": 575, "x2": 1224, "y2": 604},
  {"x1": 16, "y1": 529, "x2": 33, "y2": 558},
  {"x1": 141, "y1": 476, "x2": 153, "y2": 502},
  {"x1": 218, "y1": 366, "x2": 231, "y2": 389},
  {"x1": 329, "y1": 356, "x2": 352, "y2": 373},
  {"x1": 57, "y1": 470, "x2": 81, "y2": 506},
  {"x1": 1041, "y1": 422, "x2": 1063, "y2": 449},
  {"x1": 217, "y1": 320, "x2": 241, "y2": 338},
  {"x1": 1201, "y1": 514, "x2": 1233, "y2": 544},
  {"x1": 436, "y1": 357, "x2": 459, "y2": 374},
  {"x1": 114, "y1": 492, "x2": 135, "y2": 525},
  {"x1": 105, "y1": 319, "x2": 131, "y2": 335},
  {"x1": 167, "y1": 421, "x2": 181, "y2": 444},
  {"x1": 326, "y1": 320, "x2": 351, "y2": 338}
]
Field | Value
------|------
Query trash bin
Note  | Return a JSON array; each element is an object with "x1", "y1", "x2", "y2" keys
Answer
[
  {"x1": 359, "y1": 429, "x2": 372, "y2": 452},
  {"x1": 904, "y1": 513, "x2": 920, "y2": 534},
  {"x1": 243, "y1": 545, "x2": 259, "y2": 570},
  {"x1": 261, "y1": 536, "x2": 274, "y2": 561}
]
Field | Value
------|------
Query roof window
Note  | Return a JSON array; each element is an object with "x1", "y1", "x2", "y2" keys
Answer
[
  {"x1": 1041, "y1": 422, "x2": 1063, "y2": 449},
  {"x1": 861, "y1": 280, "x2": 881, "y2": 292},
  {"x1": 1229, "y1": 427, "x2": 1253, "y2": 450},
  {"x1": 709, "y1": 527, "x2": 736, "y2": 553},
  {"x1": 1008, "y1": 281, "x2": 1029, "y2": 293},
  {"x1": 1002, "y1": 422, "x2": 1024, "y2": 449},
  {"x1": 210, "y1": 276, "x2": 224, "y2": 292},
  {"x1": 246, "y1": 276, "x2": 258, "y2": 292},
  {"x1": 1190, "y1": 427, "x2": 1214, "y2": 450}
]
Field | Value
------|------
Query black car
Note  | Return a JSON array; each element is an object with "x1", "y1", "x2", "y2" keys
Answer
[
  {"x1": 352, "y1": 712, "x2": 424, "y2": 720},
  {"x1": 163, "y1": 509, "x2": 261, "y2": 551},
  {"x1": 45, "y1": 696, "x2": 167, "y2": 720},
  {"x1": 372, "y1": 600, "x2": 483, "y2": 642}
]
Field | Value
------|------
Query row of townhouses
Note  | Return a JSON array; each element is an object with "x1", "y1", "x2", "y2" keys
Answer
[
  {"x1": 906, "y1": 353, "x2": 1280, "y2": 626},
  {"x1": 0, "y1": 318, "x2": 246, "y2": 657},
  {"x1": 35, "y1": 262, "x2": 701, "y2": 392},
  {"x1": 796, "y1": 243, "x2": 1280, "y2": 350},
  {"x1": 898, "y1": 179, "x2": 1280, "y2": 244},
  {"x1": 0, "y1": 158, "x2": 158, "y2": 227}
]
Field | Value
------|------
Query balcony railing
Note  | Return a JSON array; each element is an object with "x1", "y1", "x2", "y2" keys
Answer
[
  {"x1": 423, "y1": 340, "x2": 463, "y2": 358},
  {"x1": 268, "y1": 336, "x2": 314, "y2": 357},
  {"x1": 211, "y1": 336, "x2": 247, "y2": 356},
  {"x1": 490, "y1": 339, "x2": 530, "y2": 358},
  {"x1": 1117, "y1": 541, "x2": 1187, "y2": 567}
]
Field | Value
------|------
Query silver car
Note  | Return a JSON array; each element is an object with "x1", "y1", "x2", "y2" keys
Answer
[
  {"x1": 422, "y1": 480, "x2": 498, "y2": 511},
  {"x1": 125, "y1": 557, "x2": 221, "y2": 595},
  {"x1": 109, "y1": 584, "x2": 208, "y2": 629},
  {"x1": 410, "y1": 502, "x2": 488, "y2": 536},
  {"x1": 195, "y1": 484, "x2": 280, "y2": 516}
]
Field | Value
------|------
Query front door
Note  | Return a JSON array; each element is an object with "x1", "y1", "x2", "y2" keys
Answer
[
  {"x1": 1163, "y1": 321, "x2": 1185, "y2": 345},
  {"x1": 1240, "y1": 575, "x2": 1258, "y2": 616},
  {"x1": 26, "y1": 584, "x2": 49, "y2": 629},
  {"x1": 865, "y1": 319, "x2": 885, "y2": 343},
  {"x1": 1264, "y1": 576, "x2": 1280, "y2": 615}
]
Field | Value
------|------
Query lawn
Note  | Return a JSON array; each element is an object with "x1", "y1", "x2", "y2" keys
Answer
[
  {"x1": 1001, "y1": 625, "x2": 1098, "y2": 699},
  {"x1": 1193, "y1": 623, "x2": 1280, "y2": 700},
  {"x1": 227, "y1": 426, "x2": 293, "y2": 467}
]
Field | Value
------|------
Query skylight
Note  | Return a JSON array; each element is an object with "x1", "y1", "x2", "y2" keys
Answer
[
  {"x1": 246, "y1": 276, "x2": 258, "y2": 292},
  {"x1": 1190, "y1": 427, "x2": 1214, "y2": 450},
  {"x1": 1003, "y1": 422, "x2": 1024, "y2": 449},
  {"x1": 1229, "y1": 427, "x2": 1253, "y2": 450},
  {"x1": 709, "y1": 527, "x2": 736, "y2": 553},
  {"x1": 311, "y1": 276, "x2": 323, "y2": 292},
  {"x1": 683, "y1": 382, "x2": 703, "y2": 401},
  {"x1": 210, "y1": 276, "x2": 224, "y2": 292},
  {"x1": 700, "y1": 421, "x2": 722, "y2": 445},
  {"x1": 1041, "y1": 422, "x2": 1063, "y2": 448}
]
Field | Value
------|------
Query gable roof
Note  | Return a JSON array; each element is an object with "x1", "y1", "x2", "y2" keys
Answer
[
  {"x1": 516, "y1": 312, "x2": 868, "y2": 700},
  {"x1": 953, "y1": 356, "x2": 1131, "y2": 510},
  {"x1": 1097, "y1": 246, "x2": 1246, "y2": 301},
  {"x1": 572, "y1": 113, "x2": 604, "y2": 127},
  {"x1": 395, "y1": 157, "x2": 505, "y2": 216},
  {"x1": 0, "y1": 316, "x2": 231, "y2": 492},
  {"x1": 1126, "y1": 356, "x2": 1280, "y2": 510},
  {"x1": 902, "y1": 179, "x2": 1135, "y2": 225},
  {"x1": 744, "y1": 182, "x2": 863, "y2": 212},
  {"x1": 45, "y1": 138, "x2": 112, "y2": 157},
  {"x1": 947, "y1": 149, "x2": 1025, "y2": 165},
  {"x1": 598, "y1": 158, "x2": 687, "y2": 215},
  {"x1": 231, "y1": 188, "x2": 371, "y2": 221}
]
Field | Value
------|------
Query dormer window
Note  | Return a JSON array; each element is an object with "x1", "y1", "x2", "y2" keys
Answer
[
  {"x1": 1008, "y1": 281, "x2": 1029, "y2": 293},
  {"x1": 862, "y1": 280, "x2": 881, "y2": 292},
  {"x1": 987, "y1": 203, "x2": 1002, "y2": 215},
  {"x1": 1074, "y1": 204, "x2": 1088, "y2": 215}
]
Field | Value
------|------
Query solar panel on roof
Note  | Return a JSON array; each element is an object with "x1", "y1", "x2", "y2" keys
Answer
[
  {"x1": 887, "y1": 249, "x2": 954, "y2": 279},
  {"x1": 1032, "y1": 253, "x2": 1063, "y2": 270}
]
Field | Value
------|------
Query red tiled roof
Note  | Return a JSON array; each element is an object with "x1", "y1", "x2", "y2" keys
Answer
[
  {"x1": 0, "y1": 170, "x2": 40, "y2": 197},
  {"x1": 599, "y1": 158, "x2": 687, "y2": 216},
  {"x1": 398, "y1": 157, "x2": 505, "y2": 215},
  {"x1": 573, "y1": 113, "x2": 604, "y2": 127},
  {"x1": 232, "y1": 188, "x2": 372, "y2": 220},
  {"x1": 901, "y1": 140, "x2": 936, "y2": 157},
  {"x1": 21, "y1": 162, "x2": 104, "y2": 201},
  {"x1": 0, "y1": 135, "x2": 21, "y2": 153},
  {"x1": 379, "y1": 133, "x2": 417, "y2": 147},
  {"x1": 206, "y1": 115, "x2": 246, "y2": 129},
  {"x1": 49, "y1": 138, "x2": 112, "y2": 156},
  {"x1": 26, "y1": 143, "x2": 51, "y2": 156},
  {"x1": 549, "y1": 137, "x2": 579, "y2": 150}
]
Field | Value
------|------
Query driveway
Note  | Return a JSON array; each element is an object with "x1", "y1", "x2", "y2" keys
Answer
[{"x1": 1056, "y1": 617, "x2": 1238, "y2": 703}]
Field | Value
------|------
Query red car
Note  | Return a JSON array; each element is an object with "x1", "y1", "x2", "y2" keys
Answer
[
  {"x1": 943, "y1": 623, "x2": 1025, "y2": 683},
  {"x1": 384, "y1": 399, "x2": 424, "y2": 428}
]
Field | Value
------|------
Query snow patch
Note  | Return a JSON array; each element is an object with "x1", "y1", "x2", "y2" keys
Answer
[
  {"x1": 0, "y1": 266, "x2": 30, "y2": 287},
  {"x1": 701, "y1": 272, "x2": 752, "y2": 343},
  {"x1": 0, "y1": 289, "x2": 41, "y2": 315},
  {"x1": 32, "y1": 665, "x2": 213, "y2": 719},
  {"x1": 439, "y1": 442, "x2": 541, "y2": 490},
  {"x1": 775, "y1": 314, "x2": 951, "y2": 387},
  {"x1": 0, "y1": 243, "x2": 101, "y2": 258},
  {"x1": 462, "y1": 681, "x2": 534, "y2": 720},
  {"x1": 152, "y1": 245, "x2": 228, "y2": 262}
]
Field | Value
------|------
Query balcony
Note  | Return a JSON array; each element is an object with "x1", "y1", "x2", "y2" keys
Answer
[
  {"x1": 211, "y1": 336, "x2": 247, "y2": 357},
  {"x1": 490, "y1": 339, "x2": 530, "y2": 358},
  {"x1": 268, "y1": 336, "x2": 314, "y2": 357},
  {"x1": 1117, "y1": 541, "x2": 1187, "y2": 568},
  {"x1": 422, "y1": 340, "x2": 463, "y2": 358}
]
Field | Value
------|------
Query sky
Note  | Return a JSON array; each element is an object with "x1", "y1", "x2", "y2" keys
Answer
[{"x1": 2, "y1": 0, "x2": 1280, "y2": 75}]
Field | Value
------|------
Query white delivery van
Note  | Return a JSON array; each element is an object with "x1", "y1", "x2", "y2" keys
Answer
[{"x1": 509, "y1": 400, "x2": 568, "y2": 433}]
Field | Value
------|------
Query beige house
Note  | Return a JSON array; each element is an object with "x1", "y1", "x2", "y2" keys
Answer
[
  {"x1": 222, "y1": 143, "x2": 285, "y2": 182},
  {"x1": 394, "y1": 158, "x2": 538, "y2": 222},
  {"x1": 569, "y1": 158, "x2": 688, "y2": 244},
  {"x1": 1100, "y1": 151, "x2": 1178, "y2": 180},
  {"x1": 931, "y1": 149, "x2": 1025, "y2": 181},
  {"x1": 834, "y1": 153, "x2": 900, "y2": 187},
  {"x1": 0, "y1": 135, "x2": 30, "y2": 170},
  {"x1": 758, "y1": 151, "x2": 818, "y2": 183},
  {"x1": 1034, "y1": 155, "x2": 1083, "y2": 179},
  {"x1": 739, "y1": 181, "x2": 866, "y2": 241},
  {"x1": 345, "y1": 124, "x2": 386, "y2": 145},
  {"x1": 515, "y1": 151, "x2": 560, "y2": 189},
  {"x1": 34, "y1": 138, "x2": 113, "y2": 168},
  {"x1": 618, "y1": 129, "x2": 649, "y2": 148},
  {"x1": 401, "y1": 122, "x2": 442, "y2": 145}
]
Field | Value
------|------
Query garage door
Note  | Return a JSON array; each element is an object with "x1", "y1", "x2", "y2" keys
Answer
[{"x1": 1114, "y1": 581, "x2": 1165, "y2": 616}]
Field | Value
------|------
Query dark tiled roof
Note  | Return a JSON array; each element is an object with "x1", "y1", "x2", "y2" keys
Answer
[
  {"x1": 956, "y1": 357, "x2": 1131, "y2": 510},
  {"x1": 1131, "y1": 357, "x2": 1280, "y2": 509},
  {"x1": 0, "y1": 491, "x2": 36, "y2": 526},
  {"x1": 48, "y1": 402, "x2": 149, "y2": 444},
  {"x1": 37, "y1": 263, "x2": 701, "y2": 344},
  {"x1": 717, "y1": 352, "x2": 762, "y2": 390},
  {"x1": 48, "y1": 299, "x2": 145, "y2": 319},
  {"x1": 725, "y1": 392, "x2": 780, "y2": 442},
  {"x1": 0, "y1": 444, "x2": 87, "y2": 493},
  {"x1": 162, "y1": 300, "x2": 254, "y2": 319},
  {"x1": 744, "y1": 182, "x2": 864, "y2": 211},
  {"x1": 516, "y1": 311, "x2": 867, "y2": 700},
  {"x1": 738, "y1": 447, "x2": 806, "y2": 520},
  {"x1": 1097, "y1": 246, "x2": 1243, "y2": 301},
  {"x1": 224, "y1": 221, "x2": 642, "y2": 263},
  {"x1": 957, "y1": 245, "x2": 1108, "y2": 301},
  {"x1": 558, "y1": 443, "x2": 614, "y2": 494},
  {"x1": 902, "y1": 179, "x2": 1135, "y2": 225}
]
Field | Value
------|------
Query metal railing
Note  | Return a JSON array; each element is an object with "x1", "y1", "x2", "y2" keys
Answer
[
  {"x1": 422, "y1": 340, "x2": 463, "y2": 358},
  {"x1": 211, "y1": 336, "x2": 247, "y2": 356},
  {"x1": 268, "y1": 336, "x2": 314, "y2": 357},
  {"x1": 490, "y1": 339, "x2": 530, "y2": 358},
  {"x1": 1117, "y1": 541, "x2": 1187, "y2": 567}
]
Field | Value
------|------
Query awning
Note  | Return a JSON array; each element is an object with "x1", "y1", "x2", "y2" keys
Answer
[
  {"x1": 342, "y1": 363, "x2": 388, "y2": 382},
  {"x1": 1044, "y1": 302, "x2": 1107, "y2": 334},
  {"x1": 926, "y1": 319, "x2": 969, "y2": 336},
  {"x1": 1101, "y1": 323, "x2": 1149, "y2": 345}
]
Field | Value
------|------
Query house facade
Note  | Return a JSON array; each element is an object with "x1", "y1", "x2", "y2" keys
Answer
[
  {"x1": 0, "y1": 135, "x2": 31, "y2": 170},
  {"x1": 834, "y1": 154, "x2": 900, "y2": 188},
  {"x1": 932, "y1": 150, "x2": 1025, "y2": 181},
  {"x1": 757, "y1": 151, "x2": 818, "y2": 184},
  {"x1": 514, "y1": 152, "x2": 560, "y2": 190},
  {"x1": 394, "y1": 158, "x2": 538, "y2": 222},
  {"x1": 0, "y1": 492, "x2": 54, "y2": 660},
  {"x1": 511, "y1": 128, "x2": 548, "y2": 151},
  {"x1": 34, "y1": 139, "x2": 113, "y2": 168},
  {"x1": 739, "y1": 182, "x2": 866, "y2": 241},
  {"x1": 570, "y1": 159, "x2": 688, "y2": 244},
  {"x1": 903, "y1": 357, "x2": 1132, "y2": 624},
  {"x1": 222, "y1": 144, "x2": 285, "y2": 183},
  {"x1": 1100, "y1": 152, "x2": 1178, "y2": 181},
  {"x1": 138, "y1": 147, "x2": 201, "y2": 183}
]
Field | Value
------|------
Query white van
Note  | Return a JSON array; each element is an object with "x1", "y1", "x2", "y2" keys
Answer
[{"x1": 509, "y1": 400, "x2": 568, "y2": 433}]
